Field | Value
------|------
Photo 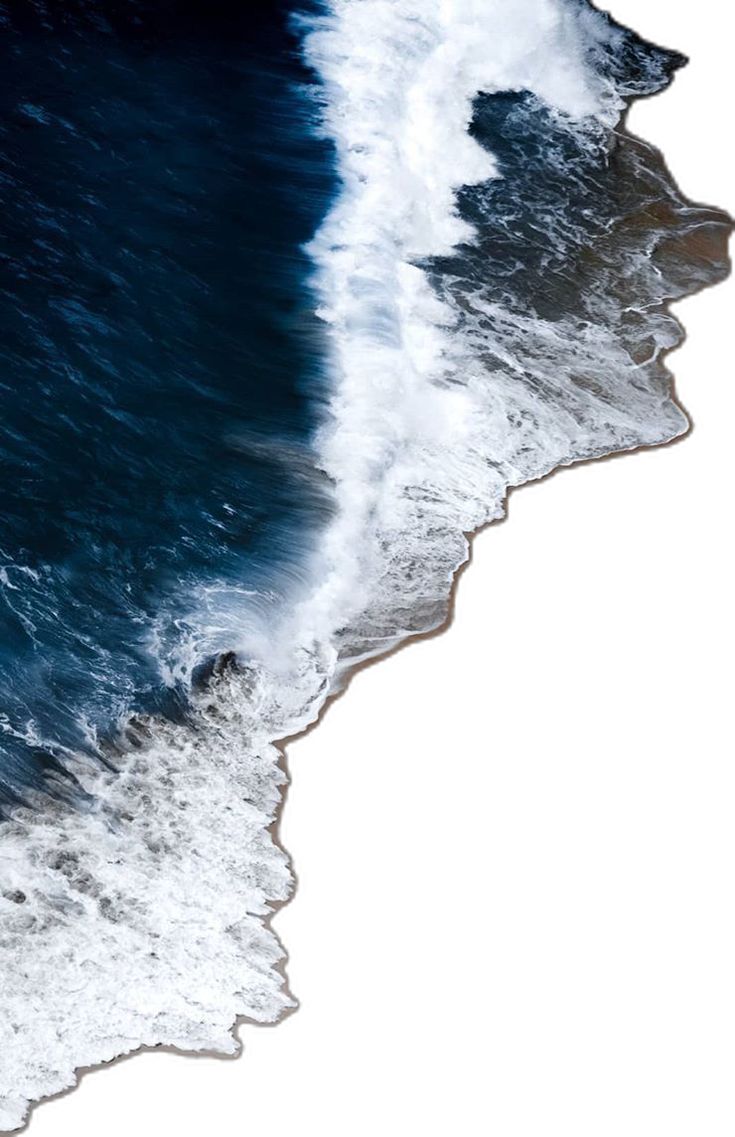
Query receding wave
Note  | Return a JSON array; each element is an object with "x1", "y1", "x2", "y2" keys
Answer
[{"x1": 0, "y1": 0, "x2": 731, "y2": 1129}]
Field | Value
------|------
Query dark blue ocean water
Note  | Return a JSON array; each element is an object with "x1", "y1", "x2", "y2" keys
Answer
[{"x1": 0, "y1": 1, "x2": 335, "y2": 803}]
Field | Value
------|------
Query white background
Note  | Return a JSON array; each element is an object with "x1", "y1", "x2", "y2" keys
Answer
[{"x1": 36, "y1": 3, "x2": 734, "y2": 1135}]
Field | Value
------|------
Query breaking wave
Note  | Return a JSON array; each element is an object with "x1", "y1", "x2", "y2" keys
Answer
[{"x1": 0, "y1": 0, "x2": 730, "y2": 1129}]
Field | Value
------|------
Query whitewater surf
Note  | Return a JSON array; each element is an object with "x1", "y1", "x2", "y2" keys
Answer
[{"x1": 0, "y1": 0, "x2": 730, "y2": 1128}]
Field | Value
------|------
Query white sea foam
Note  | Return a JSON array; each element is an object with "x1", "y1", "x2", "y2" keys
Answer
[{"x1": 1, "y1": 0, "x2": 729, "y2": 1129}]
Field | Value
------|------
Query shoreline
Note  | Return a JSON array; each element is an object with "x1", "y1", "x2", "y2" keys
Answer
[{"x1": 2, "y1": 13, "x2": 734, "y2": 1136}]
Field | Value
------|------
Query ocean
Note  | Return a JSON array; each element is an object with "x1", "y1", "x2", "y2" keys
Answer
[
  {"x1": 0, "y1": 0, "x2": 731, "y2": 1129},
  {"x1": 0, "y1": 0, "x2": 335, "y2": 803}
]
